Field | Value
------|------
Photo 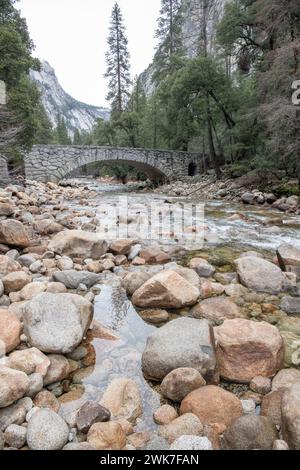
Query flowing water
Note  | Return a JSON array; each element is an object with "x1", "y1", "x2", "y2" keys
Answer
[{"x1": 61, "y1": 179, "x2": 300, "y2": 437}]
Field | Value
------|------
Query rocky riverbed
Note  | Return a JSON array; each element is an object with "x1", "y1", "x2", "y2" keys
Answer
[{"x1": 0, "y1": 177, "x2": 300, "y2": 451}]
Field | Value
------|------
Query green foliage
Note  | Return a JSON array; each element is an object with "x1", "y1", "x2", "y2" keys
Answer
[{"x1": 54, "y1": 114, "x2": 71, "y2": 145}]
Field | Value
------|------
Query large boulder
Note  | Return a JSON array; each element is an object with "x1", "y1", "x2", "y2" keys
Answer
[
  {"x1": 235, "y1": 256, "x2": 284, "y2": 293},
  {"x1": 132, "y1": 270, "x2": 199, "y2": 309},
  {"x1": 221, "y1": 415, "x2": 278, "y2": 450},
  {"x1": 100, "y1": 378, "x2": 142, "y2": 424},
  {"x1": 23, "y1": 293, "x2": 93, "y2": 354},
  {"x1": 180, "y1": 385, "x2": 243, "y2": 428},
  {"x1": 142, "y1": 318, "x2": 217, "y2": 382},
  {"x1": 48, "y1": 230, "x2": 108, "y2": 259},
  {"x1": 27, "y1": 409, "x2": 69, "y2": 450},
  {"x1": 191, "y1": 297, "x2": 241, "y2": 325},
  {"x1": 215, "y1": 319, "x2": 284, "y2": 383},
  {"x1": 0, "y1": 309, "x2": 22, "y2": 354},
  {"x1": 0, "y1": 367, "x2": 30, "y2": 408},
  {"x1": 0, "y1": 220, "x2": 29, "y2": 248},
  {"x1": 281, "y1": 384, "x2": 300, "y2": 449}
]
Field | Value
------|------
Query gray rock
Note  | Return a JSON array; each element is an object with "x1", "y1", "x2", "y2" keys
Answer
[
  {"x1": 142, "y1": 318, "x2": 217, "y2": 382},
  {"x1": 277, "y1": 244, "x2": 300, "y2": 270},
  {"x1": 52, "y1": 270, "x2": 100, "y2": 289},
  {"x1": 235, "y1": 256, "x2": 284, "y2": 294},
  {"x1": 27, "y1": 409, "x2": 69, "y2": 450},
  {"x1": 0, "y1": 295, "x2": 10, "y2": 307},
  {"x1": 26, "y1": 373, "x2": 43, "y2": 398},
  {"x1": 222, "y1": 415, "x2": 278, "y2": 450},
  {"x1": 23, "y1": 293, "x2": 93, "y2": 354},
  {"x1": 145, "y1": 434, "x2": 169, "y2": 451},
  {"x1": 170, "y1": 435, "x2": 213, "y2": 450},
  {"x1": 121, "y1": 271, "x2": 151, "y2": 296},
  {"x1": 17, "y1": 255, "x2": 36, "y2": 268},
  {"x1": 4, "y1": 424, "x2": 27, "y2": 449},
  {"x1": 128, "y1": 244, "x2": 142, "y2": 261},
  {"x1": 273, "y1": 440, "x2": 289, "y2": 450},
  {"x1": 241, "y1": 192, "x2": 255, "y2": 204},
  {"x1": 0, "y1": 398, "x2": 30, "y2": 431},
  {"x1": 280, "y1": 296, "x2": 300, "y2": 315},
  {"x1": 63, "y1": 442, "x2": 96, "y2": 450},
  {"x1": 281, "y1": 384, "x2": 300, "y2": 449}
]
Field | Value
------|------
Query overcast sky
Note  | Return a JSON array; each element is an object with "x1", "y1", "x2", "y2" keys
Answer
[{"x1": 19, "y1": 0, "x2": 161, "y2": 107}]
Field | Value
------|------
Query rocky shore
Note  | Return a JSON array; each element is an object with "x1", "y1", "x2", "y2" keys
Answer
[{"x1": 0, "y1": 179, "x2": 300, "y2": 451}]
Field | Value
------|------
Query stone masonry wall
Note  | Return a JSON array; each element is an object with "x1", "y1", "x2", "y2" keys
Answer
[{"x1": 25, "y1": 145, "x2": 203, "y2": 183}]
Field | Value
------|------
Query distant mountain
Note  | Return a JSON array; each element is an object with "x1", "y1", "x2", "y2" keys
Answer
[{"x1": 30, "y1": 61, "x2": 110, "y2": 136}]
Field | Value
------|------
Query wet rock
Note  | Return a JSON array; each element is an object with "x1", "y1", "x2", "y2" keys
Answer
[
  {"x1": 191, "y1": 297, "x2": 241, "y2": 325},
  {"x1": 161, "y1": 368, "x2": 206, "y2": 402},
  {"x1": 180, "y1": 385, "x2": 243, "y2": 428},
  {"x1": 142, "y1": 317, "x2": 217, "y2": 382},
  {"x1": 281, "y1": 384, "x2": 300, "y2": 449},
  {"x1": 33, "y1": 391, "x2": 60, "y2": 412},
  {"x1": 48, "y1": 230, "x2": 108, "y2": 259},
  {"x1": 76, "y1": 401, "x2": 110, "y2": 434},
  {"x1": 189, "y1": 258, "x2": 215, "y2": 278},
  {"x1": 52, "y1": 270, "x2": 100, "y2": 289},
  {"x1": 215, "y1": 319, "x2": 284, "y2": 383},
  {"x1": 121, "y1": 271, "x2": 151, "y2": 296},
  {"x1": 170, "y1": 435, "x2": 213, "y2": 450},
  {"x1": 7, "y1": 348, "x2": 50, "y2": 376},
  {"x1": 0, "y1": 220, "x2": 29, "y2": 248},
  {"x1": 158, "y1": 413, "x2": 203, "y2": 444},
  {"x1": 23, "y1": 293, "x2": 93, "y2": 354},
  {"x1": 0, "y1": 309, "x2": 21, "y2": 354},
  {"x1": 132, "y1": 270, "x2": 199, "y2": 309},
  {"x1": 139, "y1": 309, "x2": 169, "y2": 324},
  {"x1": 87, "y1": 421, "x2": 126, "y2": 450},
  {"x1": 272, "y1": 368, "x2": 300, "y2": 391},
  {"x1": 0, "y1": 367, "x2": 30, "y2": 408},
  {"x1": 153, "y1": 405, "x2": 178, "y2": 425},
  {"x1": 4, "y1": 424, "x2": 27, "y2": 448},
  {"x1": 43, "y1": 355, "x2": 72, "y2": 386},
  {"x1": 221, "y1": 415, "x2": 278, "y2": 450},
  {"x1": 27, "y1": 408, "x2": 69, "y2": 450},
  {"x1": 100, "y1": 378, "x2": 142, "y2": 424},
  {"x1": 250, "y1": 376, "x2": 272, "y2": 395},
  {"x1": 280, "y1": 296, "x2": 300, "y2": 315},
  {"x1": 235, "y1": 256, "x2": 284, "y2": 294}
]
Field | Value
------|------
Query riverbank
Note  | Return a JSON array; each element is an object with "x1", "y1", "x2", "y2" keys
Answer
[{"x1": 0, "y1": 178, "x2": 299, "y2": 451}]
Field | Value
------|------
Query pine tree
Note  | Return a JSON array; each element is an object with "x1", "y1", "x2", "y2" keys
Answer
[
  {"x1": 154, "y1": 0, "x2": 184, "y2": 80},
  {"x1": 55, "y1": 115, "x2": 71, "y2": 145},
  {"x1": 105, "y1": 2, "x2": 131, "y2": 116}
]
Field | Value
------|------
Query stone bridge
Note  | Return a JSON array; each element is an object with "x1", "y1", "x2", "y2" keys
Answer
[{"x1": 24, "y1": 145, "x2": 203, "y2": 183}]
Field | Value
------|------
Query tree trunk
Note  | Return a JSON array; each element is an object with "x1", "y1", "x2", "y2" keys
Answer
[
  {"x1": 116, "y1": 12, "x2": 122, "y2": 113},
  {"x1": 206, "y1": 93, "x2": 221, "y2": 179}
]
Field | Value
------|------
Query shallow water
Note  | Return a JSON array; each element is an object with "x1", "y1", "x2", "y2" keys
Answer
[{"x1": 63, "y1": 178, "x2": 300, "y2": 437}]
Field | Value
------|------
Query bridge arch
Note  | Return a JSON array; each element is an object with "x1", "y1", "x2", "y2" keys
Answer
[{"x1": 24, "y1": 145, "x2": 203, "y2": 183}]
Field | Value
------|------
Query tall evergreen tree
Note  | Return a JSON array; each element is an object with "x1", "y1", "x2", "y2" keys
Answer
[
  {"x1": 105, "y1": 2, "x2": 131, "y2": 116},
  {"x1": 154, "y1": 0, "x2": 184, "y2": 80},
  {"x1": 55, "y1": 115, "x2": 71, "y2": 145}
]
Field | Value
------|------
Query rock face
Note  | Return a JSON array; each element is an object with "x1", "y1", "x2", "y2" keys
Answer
[
  {"x1": 191, "y1": 297, "x2": 240, "y2": 325},
  {"x1": 161, "y1": 368, "x2": 206, "y2": 402},
  {"x1": 215, "y1": 319, "x2": 284, "y2": 383},
  {"x1": 100, "y1": 378, "x2": 142, "y2": 424},
  {"x1": 27, "y1": 409, "x2": 69, "y2": 450},
  {"x1": 221, "y1": 415, "x2": 278, "y2": 450},
  {"x1": 281, "y1": 384, "x2": 300, "y2": 450},
  {"x1": 23, "y1": 293, "x2": 93, "y2": 354},
  {"x1": 235, "y1": 256, "x2": 284, "y2": 293},
  {"x1": 87, "y1": 422, "x2": 126, "y2": 450},
  {"x1": 142, "y1": 318, "x2": 217, "y2": 382},
  {"x1": 0, "y1": 367, "x2": 30, "y2": 408},
  {"x1": 180, "y1": 385, "x2": 243, "y2": 428},
  {"x1": 132, "y1": 270, "x2": 199, "y2": 309},
  {"x1": 48, "y1": 230, "x2": 108, "y2": 259},
  {"x1": 0, "y1": 220, "x2": 29, "y2": 248},
  {"x1": 0, "y1": 309, "x2": 22, "y2": 354}
]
